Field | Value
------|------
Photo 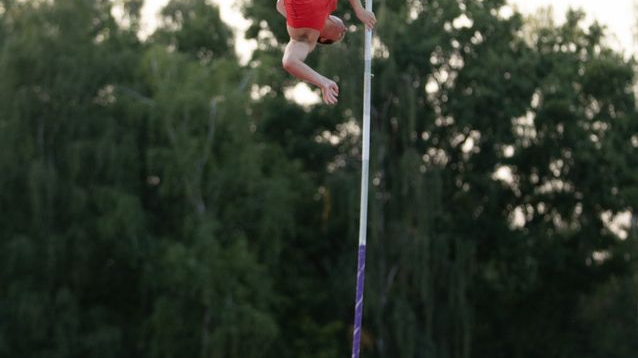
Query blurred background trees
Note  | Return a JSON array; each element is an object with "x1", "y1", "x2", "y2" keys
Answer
[{"x1": 0, "y1": 1, "x2": 636, "y2": 358}]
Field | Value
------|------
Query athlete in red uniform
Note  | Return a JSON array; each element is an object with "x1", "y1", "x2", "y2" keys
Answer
[{"x1": 277, "y1": 0, "x2": 376, "y2": 105}]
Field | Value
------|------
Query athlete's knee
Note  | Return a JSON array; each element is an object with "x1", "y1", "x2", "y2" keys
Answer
[
  {"x1": 282, "y1": 54, "x2": 294, "y2": 72},
  {"x1": 282, "y1": 49, "x2": 300, "y2": 72}
]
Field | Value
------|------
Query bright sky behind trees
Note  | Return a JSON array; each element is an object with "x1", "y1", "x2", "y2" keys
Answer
[
  {"x1": 133, "y1": 0, "x2": 638, "y2": 107},
  {"x1": 139, "y1": 0, "x2": 637, "y2": 59},
  {"x1": 510, "y1": 0, "x2": 636, "y2": 55}
]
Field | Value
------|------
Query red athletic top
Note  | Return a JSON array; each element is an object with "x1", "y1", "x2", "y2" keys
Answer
[{"x1": 285, "y1": 0, "x2": 338, "y2": 31}]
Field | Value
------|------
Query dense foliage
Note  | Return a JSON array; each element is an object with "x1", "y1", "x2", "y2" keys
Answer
[{"x1": 1, "y1": 1, "x2": 636, "y2": 357}]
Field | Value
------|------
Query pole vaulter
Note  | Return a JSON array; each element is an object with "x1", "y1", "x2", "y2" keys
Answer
[
  {"x1": 277, "y1": 0, "x2": 376, "y2": 104},
  {"x1": 277, "y1": 1, "x2": 376, "y2": 356}
]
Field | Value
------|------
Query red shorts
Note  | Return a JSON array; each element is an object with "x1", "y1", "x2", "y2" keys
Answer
[{"x1": 285, "y1": 0, "x2": 338, "y2": 31}]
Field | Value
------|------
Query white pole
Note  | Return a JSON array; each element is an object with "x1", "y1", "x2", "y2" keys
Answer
[
  {"x1": 359, "y1": 0, "x2": 373, "y2": 247},
  {"x1": 351, "y1": 0, "x2": 373, "y2": 357}
]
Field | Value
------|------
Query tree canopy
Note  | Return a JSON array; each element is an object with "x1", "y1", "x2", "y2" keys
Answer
[{"x1": 1, "y1": 1, "x2": 636, "y2": 358}]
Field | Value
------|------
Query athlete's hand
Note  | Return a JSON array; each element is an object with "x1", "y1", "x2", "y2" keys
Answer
[
  {"x1": 320, "y1": 79, "x2": 339, "y2": 105},
  {"x1": 355, "y1": 9, "x2": 376, "y2": 30}
]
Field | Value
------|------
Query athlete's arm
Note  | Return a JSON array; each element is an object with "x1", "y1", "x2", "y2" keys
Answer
[
  {"x1": 276, "y1": 0, "x2": 286, "y2": 17},
  {"x1": 347, "y1": 0, "x2": 376, "y2": 29}
]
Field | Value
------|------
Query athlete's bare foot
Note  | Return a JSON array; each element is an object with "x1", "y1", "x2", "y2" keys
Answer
[{"x1": 321, "y1": 79, "x2": 339, "y2": 105}]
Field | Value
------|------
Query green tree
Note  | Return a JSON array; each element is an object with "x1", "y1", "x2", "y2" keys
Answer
[
  {"x1": 241, "y1": 1, "x2": 638, "y2": 358},
  {"x1": 0, "y1": 0, "x2": 146, "y2": 357},
  {"x1": 0, "y1": 1, "x2": 297, "y2": 357},
  {"x1": 1, "y1": 1, "x2": 636, "y2": 358}
]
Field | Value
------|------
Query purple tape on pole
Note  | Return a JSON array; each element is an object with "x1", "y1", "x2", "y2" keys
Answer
[{"x1": 351, "y1": 244, "x2": 367, "y2": 358}]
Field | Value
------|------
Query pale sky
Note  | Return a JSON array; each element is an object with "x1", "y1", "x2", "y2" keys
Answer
[
  {"x1": 138, "y1": 0, "x2": 637, "y2": 60},
  {"x1": 139, "y1": 0, "x2": 257, "y2": 63},
  {"x1": 510, "y1": 0, "x2": 636, "y2": 55}
]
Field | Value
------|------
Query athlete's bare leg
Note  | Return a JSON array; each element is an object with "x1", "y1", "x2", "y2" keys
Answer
[{"x1": 282, "y1": 26, "x2": 339, "y2": 105}]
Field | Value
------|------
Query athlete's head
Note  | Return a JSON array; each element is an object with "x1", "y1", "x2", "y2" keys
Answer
[{"x1": 318, "y1": 15, "x2": 346, "y2": 45}]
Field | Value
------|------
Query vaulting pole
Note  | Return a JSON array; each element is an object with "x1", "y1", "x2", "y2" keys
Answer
[{"x1": 351, "y1": 1, "x2": 373, "y2": 357}]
